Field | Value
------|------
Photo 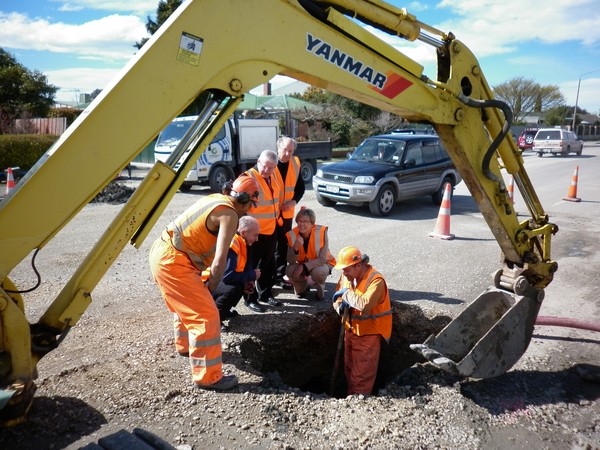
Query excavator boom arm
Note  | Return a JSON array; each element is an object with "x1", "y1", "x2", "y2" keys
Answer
[{"x1": 0, "y1": 0, "x2": 557, "y2": 424}]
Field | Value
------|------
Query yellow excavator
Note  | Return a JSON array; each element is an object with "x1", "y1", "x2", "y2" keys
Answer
[{"x1": 0, "y1": 0, "x2": 558, "y2": 426}]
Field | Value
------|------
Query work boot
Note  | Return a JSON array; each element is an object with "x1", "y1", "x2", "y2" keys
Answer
[{"x1": 194, "y1": 375, "x2": 238, "y2": 391}]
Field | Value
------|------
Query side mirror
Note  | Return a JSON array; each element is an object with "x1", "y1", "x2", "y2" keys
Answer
[{"x1": 404, "y1": 158, "x2": 416, "y2": 166}]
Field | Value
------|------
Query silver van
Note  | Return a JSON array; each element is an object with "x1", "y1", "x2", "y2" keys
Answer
[{"x1": 533, "y1": 128, "x2": 583, "y2": 157}]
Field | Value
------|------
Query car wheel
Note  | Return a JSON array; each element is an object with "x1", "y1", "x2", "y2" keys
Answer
[
  {"x1": 209, "y1": 165, "x2": 233, "y2": 193},
  {"x1": 316, "y1": 191, "x2": 337, "y2": 207},
  {"x1": 577, "y1": 148, "x2": 582, "y2": 156},
  {"x1": 369, "y1": 185, "x2": 396, "y2": 216},
  {"x1": 432, "y1": 178, "x2": 454, "y2": 206},
  {"x1": 300, "y1": 160, "x2": 316, "y2": 183},
  {"x1": 537, "y1": 152, "x2": 543, "y2": 158}
]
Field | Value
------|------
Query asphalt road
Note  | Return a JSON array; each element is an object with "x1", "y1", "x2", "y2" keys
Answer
[
  {"x1": 11, "y1": 141, "x2": 600, "y2": 376},
  {"x1": 124, "y1": 142, "x2": 600, "y2": 344}
]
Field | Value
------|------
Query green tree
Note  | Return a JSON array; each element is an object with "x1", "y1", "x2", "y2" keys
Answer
[
  {"x1": 493, "y1": 76, "x2": 565, "y2": 124},
  {"x1": 0, "y1": 48, "x2": 57, "y2": 133},
  {"x1": 134, "y1": 0, "x2": 182, "y2": 50}
]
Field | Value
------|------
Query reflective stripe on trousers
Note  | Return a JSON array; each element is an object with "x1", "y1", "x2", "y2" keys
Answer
[{"x1": 149, "y1": 238, "x2": 223, "y2": 385}]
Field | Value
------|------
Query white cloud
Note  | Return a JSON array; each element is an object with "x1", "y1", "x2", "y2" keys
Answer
[
  {"x1": 48, "y1": 67, "x2": 121, "y2": 99},
  {"x1": 434, "y1": 0, "x2": 600, "y2": 55},
  {"x1": 52, "y1": 0, "x2": 157, "y2": 15},
  {"x1": 0, "y1": 12, "x2": 147, "y2": 61}
]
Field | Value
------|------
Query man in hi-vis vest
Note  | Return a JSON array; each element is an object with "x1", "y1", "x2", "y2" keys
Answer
[
  {"x1": 332, "y1": 247, "x2": 393, "y2": 396},
  {"x1": 244, "y1": 150, "x2": 283, "y2": 312},
  {"x1": 274, "y1": 136, "x2": 305, "y2": 288},
  {"x1": 212, "y1": 216, "x2": 261, "y2": 331},
  {"x1": 149, "y1": 176, "x2": 259, "y2": 391}
]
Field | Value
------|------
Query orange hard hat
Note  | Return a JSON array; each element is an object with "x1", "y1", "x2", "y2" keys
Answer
[
  {"x1": 231, "y1": 176, "x2": 260, "y2": 205},
  {"x1": 334, "y1": 246, "x2": 363, "y2": 270}
]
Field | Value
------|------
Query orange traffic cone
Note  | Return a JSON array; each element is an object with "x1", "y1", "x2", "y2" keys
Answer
[
  {"x1": 507, "y1": 175, "x2": 515, "y2": 204},
  {"x1": 563, "y1": 166, "x2": 581, "y2": 202},
  {"x1": 5, "y1": 167, "x2": 16, "y2": 195},
  {"x1": 429, "y1": 183, "x2": 454, "y2": 240}
]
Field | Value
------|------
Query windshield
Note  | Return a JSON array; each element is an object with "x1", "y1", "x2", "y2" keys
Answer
[
  {"x1": 350, "y1": 139, "x2": 405, "y2": 163},
  {"x1": 156, "y1": 120, "x2": 195, "y2": 147}
]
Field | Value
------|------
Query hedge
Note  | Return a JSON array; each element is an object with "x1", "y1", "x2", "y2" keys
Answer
[{"x1": 0, "y1": 134, "x2": 58, "y2": 172}]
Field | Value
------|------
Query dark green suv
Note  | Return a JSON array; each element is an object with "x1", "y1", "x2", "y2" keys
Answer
[{"x1": 312, "y1": 134, "x2": 461, "y2": 216}]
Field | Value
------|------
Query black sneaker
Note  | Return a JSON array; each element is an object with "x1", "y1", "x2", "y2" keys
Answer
[
  {"x1": 194, "y1": 375, "x2": 238, "y2": 391},
  {"x1": 297, "y1": 289, "x2": 314, "y2": 300},
  {"x1": 245, "y1": 301, "x2": 266, "y2": 313},
  {"x1": 260, "y1": 297, "x2": 282, "y2": 307}
]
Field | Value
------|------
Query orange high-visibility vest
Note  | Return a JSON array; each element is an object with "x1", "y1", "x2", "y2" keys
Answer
[
  {"x1": 286, "y1": 224, "x2": 336, "y2": 267},
  {"x1": 200, "y1": 232, "x2": 248, "y2": 281},
  {"x1": 275, "y1": 156, "x2": 300, "y2": 220},
  {"x1": 230, "y1": 233, "x2": 248, "y2": 273},
  {"x1": 165, "y1": 194, "x2": 236, "y2": 270},
  {"x1": 245, "y1": 167, "x2": 281, "y2": 235},
  {"x1": 339, "y1": 267, "x2": 392, "y2": 341}
]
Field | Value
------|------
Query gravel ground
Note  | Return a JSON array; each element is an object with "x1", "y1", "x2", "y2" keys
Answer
[{"x1": 1, "y1": 180, "x2": 599, "y2": 450}]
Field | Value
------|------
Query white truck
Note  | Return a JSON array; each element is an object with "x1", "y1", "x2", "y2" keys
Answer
[{"x1": 154, "y1": 116, "x2": 332, "y2": 192}]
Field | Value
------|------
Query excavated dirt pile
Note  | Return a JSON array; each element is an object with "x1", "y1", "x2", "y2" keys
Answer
[{"x1": 91, "y1": 181, "x2": 135, "y2": 204}]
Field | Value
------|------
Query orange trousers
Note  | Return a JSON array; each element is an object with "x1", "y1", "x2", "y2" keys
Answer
[
  {"x1": 149, "y1": 237, "x2": 223, "y2": 386},
  {"x1": 344, "y1": 332, "x2": 381, "y2": 395}
]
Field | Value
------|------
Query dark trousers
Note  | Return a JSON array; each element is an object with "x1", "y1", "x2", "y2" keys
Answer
[
  {"x1": 275, "y1": 217, "x2": 293, "y2": 280},
  {"x1": 248, "y1": 231, "x2": 277, "y2": 302},
  {"x1": 213, "y1": 282, "x2": 244, "y2": 322}
]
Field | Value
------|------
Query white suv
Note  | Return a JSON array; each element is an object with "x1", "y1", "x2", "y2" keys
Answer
[{"x1": 533, "y1": 128, "x2": 583, "y2": 157}]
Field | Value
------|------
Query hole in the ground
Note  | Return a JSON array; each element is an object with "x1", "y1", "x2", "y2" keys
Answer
[{"x1": 238, "y1": 302, "x2": 451, "y2": 398}]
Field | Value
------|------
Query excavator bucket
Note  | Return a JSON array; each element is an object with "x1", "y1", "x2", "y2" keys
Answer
[{"x1": 410, "y1": 287, "x2": 542, "y2": 378}]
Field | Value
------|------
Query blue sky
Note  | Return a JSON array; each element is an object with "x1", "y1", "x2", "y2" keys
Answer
[{"x1": 1, "y1": 0, "x2": 600, "y2": 115}]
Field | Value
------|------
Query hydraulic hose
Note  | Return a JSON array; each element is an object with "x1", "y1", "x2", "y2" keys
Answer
[{"x1": 535, "y1": 316, "x2": 600, "y2": 333}]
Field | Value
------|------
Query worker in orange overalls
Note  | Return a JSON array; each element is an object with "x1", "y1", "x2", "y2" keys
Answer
[
  {"x1": 149, "y1": 176, "x2": 260, "y2": 391},
  {"x1": 332, "y1": 246, "x2": 392, "y2": 396},
  {"x1": 285, "y1": 207, "x2": 335, "y2": 301}
]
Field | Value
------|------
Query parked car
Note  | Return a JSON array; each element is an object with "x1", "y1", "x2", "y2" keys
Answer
[
  {"x1": 312, "y1": 134, "x2": 461, "y2": 216},
  {"x1": 517, "y1": 128, "x2": 538, "y2": 152},
  {"x1": 532, "y1": 128, "x2": 583, "y2": 157}
]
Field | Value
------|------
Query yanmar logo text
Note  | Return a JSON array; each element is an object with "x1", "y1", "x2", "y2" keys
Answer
[{"x1": 306, "y1": 33, "x2": 412, "y2": 99}]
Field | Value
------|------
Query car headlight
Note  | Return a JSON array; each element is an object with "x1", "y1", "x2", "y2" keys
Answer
[
  {"x1": 354, "y1": 175, "x2": 374, "y2": 184},
  {"x1": 316, "y1": 169, "x2": 323, "y2": 178}
]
